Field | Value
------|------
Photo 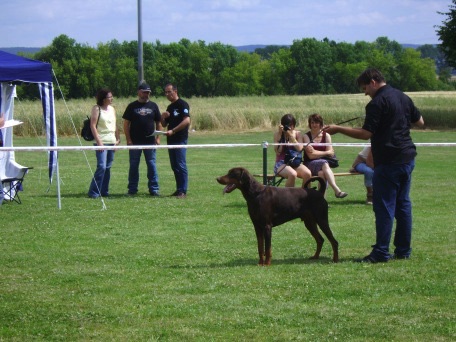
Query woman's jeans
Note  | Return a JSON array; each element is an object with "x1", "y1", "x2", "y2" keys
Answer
[
  {"x1": 167, "y1": 140, "x2": 188, "y2": 194},
  {"x1": 128, "y1": 149, "x2": 159, "y2": 194},
  {"x1": 371, "y1": 160, "x2": 415, "y2": 260},
  {"x1": 88, "y1": 145, "x2": 115, "y2": 197},
  {"x1": 355, "y1": 162, "x2": 374, "y2": 187}
]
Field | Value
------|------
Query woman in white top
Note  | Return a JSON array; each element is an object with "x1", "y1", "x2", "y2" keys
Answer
[{"x1": 88, "y1": 88, "x2": 120, "y2": 198}]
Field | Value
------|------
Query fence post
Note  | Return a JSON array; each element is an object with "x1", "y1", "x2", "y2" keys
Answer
[{"x1": 262, "y1": 141, "x2": 268, "y2": 185}]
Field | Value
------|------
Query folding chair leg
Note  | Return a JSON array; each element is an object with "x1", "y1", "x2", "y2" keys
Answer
[{"x1": 2, "y1": 180, "x2": 23, "y2": 204}]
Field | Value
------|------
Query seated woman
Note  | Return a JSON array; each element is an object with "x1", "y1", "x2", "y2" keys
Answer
[
  {"x1": 303, "y1": 113, "x2": 347, "y2": 198},
  {"x1": 351, "y1": 144, "x2": 374, "y2": 204},
  {"x1": 273, "y1": 114, "x2": 311, "y2": 187}
]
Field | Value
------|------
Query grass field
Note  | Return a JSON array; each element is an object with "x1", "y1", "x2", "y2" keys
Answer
[
  {"x1": 1, "y1": 130, "x2": 455, "y2": 341},
  {"x1": 12, "y1": 91, "x2": 456, "y2": 137}
]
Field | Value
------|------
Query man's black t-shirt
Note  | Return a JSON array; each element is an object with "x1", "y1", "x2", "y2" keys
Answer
[
  {"x1": 165, "y1": 98, "x2": 190, "y2": 144},
  {"x1": 122, "y1": 100, "x2": 161, "y2": 145},
  {"x1": 362, "y1": 85, "x2": 421, "y2": 166}
]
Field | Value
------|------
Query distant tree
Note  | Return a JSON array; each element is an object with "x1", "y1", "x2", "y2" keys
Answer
[
  {"x1": 254, "y1": 45, "x2": 289, "y2": 60},
  {"x1": 374, "y1": 37, "x2": 404, "y2": 59},
  {"x1": 396, "y1": 48, "x2": 438, "y2": 91},
  {"x1": 436, "y1": 0, "x2": 456, "y2": 68},
  {"x1": 416, "y1": 44, "x2": 448, "y2": 73},
  {"x1": 206, "y1": 42, "x2": 239, "y2": 96},
  {"x1": 332, "y1": 61, "x2": 369, "y2": 93},
  {"x1": 289, "y1": 38, "x2": 334, "y2": 94},
  {"x1": 261, "y1": 48, "x2": 294, "y2": 95},
  {"x1": 219, "y1": 53, "x2": 264, "y2": 96}
]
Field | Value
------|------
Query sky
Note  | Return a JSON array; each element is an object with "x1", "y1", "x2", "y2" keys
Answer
[{"x1": 2, "y1": 0, "x2": 452, "y2": 48}]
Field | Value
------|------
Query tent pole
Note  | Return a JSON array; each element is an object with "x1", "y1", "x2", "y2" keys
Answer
[{"x1": 56, "y1": 157, "x2": 61, "y2": 209}]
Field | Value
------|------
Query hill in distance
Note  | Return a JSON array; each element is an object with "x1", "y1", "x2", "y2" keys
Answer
[{"x1": 0, "y1": 47, "x2": 42, "y2": 55}]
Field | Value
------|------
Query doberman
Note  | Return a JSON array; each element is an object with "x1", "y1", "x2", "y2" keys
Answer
[{"x1": 217, "y1": 167, "x2": 338, "y2": 265}]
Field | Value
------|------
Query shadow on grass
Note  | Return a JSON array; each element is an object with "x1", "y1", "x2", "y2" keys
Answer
[{"x1": 167, "y1": 255, "x2": 352, "y2": 269}]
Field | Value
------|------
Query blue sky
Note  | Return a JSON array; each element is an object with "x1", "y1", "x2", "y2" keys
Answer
[{"x1": 2, "y1": 0, "x2": 451, "y2": 48}]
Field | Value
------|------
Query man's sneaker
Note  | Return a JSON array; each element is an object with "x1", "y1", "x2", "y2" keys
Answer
[
  {"x1": 355, "y1": 254, "x2": 388, "y2": 263},
  {"x1": 149, "y1": 191, "x2": 160, "y2": 197},
  {"x1": 127, "y1": 191, "x2": 137, "y2": 196},
  {"x1": 170, "y1": 191, "x2": 179, "y2": 197},
  {"x1": 176, "y1": 192, "x2": 187, "y2": 199}
]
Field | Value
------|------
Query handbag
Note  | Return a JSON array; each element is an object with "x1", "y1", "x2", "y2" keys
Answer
[
  {"x1": 81, "y1": 107, "x2": 100, "y2": 141},
  {"x1": 284, "y1": 148, "x2": 303, "y2": 168},
  {"x1": 322, "y1": 155, "x2": 339, "y2": 168}
]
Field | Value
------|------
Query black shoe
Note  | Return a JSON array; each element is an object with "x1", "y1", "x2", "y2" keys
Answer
[
  {"x1": 355, "y1": 254, "x2": 388, "y2": 263},
  {"x1": 176, "y1": 192, "x2": 187, "y2": 199},
  {"x1": 170, "y1": 191, "x2": 179, "y2": 196},
  {"x1": 149, "y1": 191, "x2": 160, "y2": 197},
  {"x1": 127, "y1": 191, "x2": 137, "y2": 196}
]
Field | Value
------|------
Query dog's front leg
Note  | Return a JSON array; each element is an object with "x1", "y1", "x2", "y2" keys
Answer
[{"x1": 254, "y1": 226, "x2": 265, "y2": 265}]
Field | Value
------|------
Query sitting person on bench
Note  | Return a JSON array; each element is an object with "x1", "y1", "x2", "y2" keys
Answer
[
  {"x1": 303, "y1": 113, "x2": 347, "y2": 198},
  {"x1": 273, "y1": 114, "x2": 311, "y2": 187},
  {"x1": 351, "y1": 144, "x2": 374, "y2": 205}
]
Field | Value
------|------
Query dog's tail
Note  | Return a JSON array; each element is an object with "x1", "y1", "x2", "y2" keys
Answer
[{"x1": 303, "y1": 176, "x2": 327, "y2": 195}]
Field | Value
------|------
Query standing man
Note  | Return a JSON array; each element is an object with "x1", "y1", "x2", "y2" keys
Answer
[
  {"x1": 325, "y1": 68, "x2": 424, "y2": 263},
  {"x1": 161, "y1": 83, "x2": 191, "y2": 198},
  {"x1": 123, "y1": 82, "x2": 162, "y2": 196}
]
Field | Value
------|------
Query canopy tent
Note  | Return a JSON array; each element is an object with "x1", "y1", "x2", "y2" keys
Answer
[{"x1": 0, "y1": 50, "x2": 58, "y2": 206}]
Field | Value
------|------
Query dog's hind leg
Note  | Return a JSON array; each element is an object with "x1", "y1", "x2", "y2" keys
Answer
[
  {"x1": 254, "y1": 226, "x2": 266, "y2": 266},
  {"x1": 303, "y1": 214, "x2": 324, "y2": 260},
  {"x1": 264, "y1": 225, "x2": 273, "y2": 266},
  {"x1": 316, "y1": 219, "x2": 339, "y2": 263}
]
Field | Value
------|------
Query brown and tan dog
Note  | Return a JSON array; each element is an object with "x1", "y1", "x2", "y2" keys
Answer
[{"x1": 216, "y1": 167, "x2": 338, "y2": 265}]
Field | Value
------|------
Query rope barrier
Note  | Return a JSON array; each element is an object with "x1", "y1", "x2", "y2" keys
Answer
[{"x1": 1, "y1": 142, "x2": 455, "y2": 152}]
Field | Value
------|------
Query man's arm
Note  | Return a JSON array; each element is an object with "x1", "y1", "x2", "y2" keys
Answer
[
  {"x1": 324, "y1": 126, "x2": 372, "y2": 140},
  {"x1": 123, "y1": 119, "x2": 132, "y2": 145},
  {"x1": 413, "y1": 116, "x2": 425, "y2": 128}
]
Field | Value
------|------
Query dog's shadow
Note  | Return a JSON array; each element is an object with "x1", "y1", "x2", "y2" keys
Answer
[
  {"x1": 167, "y1": 256, "x2": 351, "y2": 269},
  {"x1": 226, "y1": 256, "x2": 350, "y2": 266}
]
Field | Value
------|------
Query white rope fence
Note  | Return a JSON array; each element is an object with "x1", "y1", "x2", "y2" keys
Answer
[{"x1": 1, "y1": 142, "x2": 455, "y2": 152}]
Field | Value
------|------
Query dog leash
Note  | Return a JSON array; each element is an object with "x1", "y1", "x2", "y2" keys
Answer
[{"x1": 306, "y1": 115, "x2": 365, "y2": 146}]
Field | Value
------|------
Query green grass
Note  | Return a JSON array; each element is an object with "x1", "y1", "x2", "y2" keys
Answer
[{"x1": 1, "y1": 131, "x2": 455, "y2": 341}]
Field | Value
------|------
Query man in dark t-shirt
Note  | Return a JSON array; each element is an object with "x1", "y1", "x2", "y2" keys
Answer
[
  {"x1": 325, "y1": 68, "x2": 424, "y2": 263},
  {"x1": 161, "y1": 83, "x2": 191, "y2": 198},
  {"x1": 123, "y1": 83, "x2": 162, "y2": 196}
]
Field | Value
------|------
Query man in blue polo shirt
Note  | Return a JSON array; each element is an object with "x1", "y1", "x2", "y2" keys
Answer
[{"x1": 325, "y1": 68, "x2": 425, "y2": 263}]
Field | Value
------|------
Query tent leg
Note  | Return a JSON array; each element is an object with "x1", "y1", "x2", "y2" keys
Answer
[{"x1": 56, "y1": 158, "x2": 61, "y2": 209}]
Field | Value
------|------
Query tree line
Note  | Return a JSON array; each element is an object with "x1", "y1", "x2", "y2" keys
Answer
[{"x1": 20, "y1": 34, "x2": 455, "y2": 100}]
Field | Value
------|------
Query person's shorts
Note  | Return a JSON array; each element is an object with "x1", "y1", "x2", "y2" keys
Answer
[{"x1": 274, "y1": 160, "x2": 285, "y2": 174}]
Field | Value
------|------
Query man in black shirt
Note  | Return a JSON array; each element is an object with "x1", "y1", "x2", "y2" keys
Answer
[
  {"x1": 123, "y1": 83, "x2": 162, "y2": 196},
  {"x1": 161, "y1": 83, "x2": 191, "y2": 198},
  {"x1": 325, "y1": 68, "x2": 424, "y2": 263}
]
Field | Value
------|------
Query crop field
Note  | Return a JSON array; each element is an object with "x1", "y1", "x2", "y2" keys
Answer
[{"x1": 11, "y1": 91, "x2": 456, "y2": 138}]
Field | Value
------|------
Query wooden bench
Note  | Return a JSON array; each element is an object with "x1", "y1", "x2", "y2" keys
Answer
[{"x1": 253, "y1": 172, "x2": 362, "y2": 188}]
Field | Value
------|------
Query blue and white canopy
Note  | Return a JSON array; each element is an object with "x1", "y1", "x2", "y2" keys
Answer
[{"x1": 0, "y1": 50, "x2": 57, "y2": 183}]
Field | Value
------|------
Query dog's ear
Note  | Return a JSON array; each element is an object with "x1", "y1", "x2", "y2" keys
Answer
[{"x1": 239, "y1": 169, "x2": 244, "y2": 183}]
